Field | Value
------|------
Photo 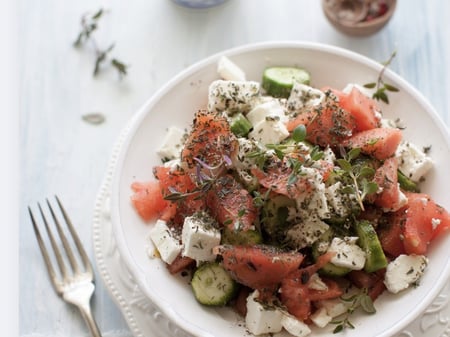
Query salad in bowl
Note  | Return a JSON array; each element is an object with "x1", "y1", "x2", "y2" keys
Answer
[{"x1": 111, "y1": 42, "x2": 450, "y2": 337}]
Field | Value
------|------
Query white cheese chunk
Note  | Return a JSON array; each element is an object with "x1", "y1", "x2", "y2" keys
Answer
[
  {"x1": 208, "y1": 80, "x2": 260, "y2": 113},
  {"x1": 285, "y1": 218, "x2": 329, "y2": 249},
  {"x1": 231, "y1": 137, "x2": 259, "y2": 170},
  {"x1": 246, "y1": 290, "x2": 283, "y2": 335},
  {"x1": 325, "y1": 182, "x2": 354, "y2": 218},
  {"x1": 217, "y1": 56, "x2": 246, "y2": 81},
  {"x1": 156, "y1": 126, "x2": 185, "y2": 161},
  {"x1": 384, "y1": 254, "x2": 428, "y2": 294},
  {"x1": 308, "y1": 273, "x2": 328, "y2": 291},
  {"x1": 316, "y1": 298, "x2": 348, "y2": 318},
  {"x1": 287, "y1": 83, "x2": 324, "y2": 112},
  {"x1": 281, "y1": 313, "x2": 312, "y2": 337},
  {"x1": 181, "y1": 214, "x2": 221, "y2": 263},
  {"x1": 342, "y1": 83, "x2": 374, "y2": 98},
  {"x1": 328, "y1": 237, "x2": 366, "y2": 270},
  {"x1": 309, "y1": 307, "x2": 332, "y2": 328},
  {"x1": 246, "y1": 99, "x2": 288, "y2": 126},
  {"x1": 148, "y1": 219, "x2": 182, "y2": 264},
  {"x1": 395, "y1": 141, "x2": 434, "y2": 182},
  {"x1": 248, "y1": 119, "x2": 290, "y2": 145},
  {"x1": 295, "y1": 167, "x2": 330, "y2": 219}
]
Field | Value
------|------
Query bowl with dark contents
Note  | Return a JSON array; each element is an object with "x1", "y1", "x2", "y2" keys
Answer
[{"x1": 322, "y1": 0, "x2": 397, "y2": 36}]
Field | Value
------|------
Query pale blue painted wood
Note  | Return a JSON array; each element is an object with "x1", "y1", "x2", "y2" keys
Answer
[{"x1": 18, "y1": 0, "x2": 449, "y2": 336}]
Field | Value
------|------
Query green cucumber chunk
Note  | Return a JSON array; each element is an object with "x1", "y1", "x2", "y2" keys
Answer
[
  {"x1": 398, "y1": 169, "x2": 420, "y2": 192},
  {"x1": 221, "y1": 227, "x2": 263, "y2": 246},
  {"x1": 261, "y1": 195, "x2": 296, "y2": 244},
  {"x1": 230, "y1": 113, "x2": 252, "y2": 137},
  {"x1": 354, "y1": 220, "x2": 388, "y2": 273},
  {"x1": 262, "y1": 66, "x2": 311, "y2": 98},
  {"x1": 191, "y1": 262, "x2": 238, "y2": 306}
]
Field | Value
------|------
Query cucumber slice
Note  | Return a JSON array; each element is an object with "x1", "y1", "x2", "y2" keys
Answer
[
  {"x1": 262, "y1": 66, "x2": 311, "y2": 98},
  {"x1": 312, "y1": 228, "x2": 351, "y2": 277},
  {"x1": 191, "y1": 262, "x2": 238, "y2": 306},
  {"x1": 230, "y1": 113, "x2": 252, "y2": 137},
  {"x1": 354, "y1": 220, "x2": 388, "y2": 273},
  {"x1": 221, "y1": 227, "x2": 263, "y2": 246}
]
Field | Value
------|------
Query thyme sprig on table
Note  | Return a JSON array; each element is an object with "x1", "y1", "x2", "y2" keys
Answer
[
  {"x1": 332, "y1": 288, "x2": 376, "y2": 333},
  {"x1": 74, "y1": 8, "x2": 128, "y2": 78},
  {"x1": 363, "y1": 50, "x2": 399, "y2": 104}
]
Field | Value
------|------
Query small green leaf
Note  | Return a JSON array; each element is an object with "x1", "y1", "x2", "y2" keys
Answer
[
  {"x1": 359, "y1": 166, "x2": 375, "y2": 178},
  {"x1": 341, "y1": 185, "x2": 355, "y2": 194},
  {"x1": 92, "y1": 8, "x2": 104, "y2": 20},
  {"x1": 287, "y1": 173, "x2": 298, "y2": 185},
  {"x1": 337, "y1": 159, "x2": 352, "y2": 172},
  {"x1": 363, "y1": 82, "x2": 376, "y2": 89},
  {"x1": 333, "y1": 325, "x2": 344, "y2": 334},
  {"x1": 292, "y1": 124, "x2": 307, "y2": 142},
  {"x1": 384, "y1": 83, "x2": 399, "y2": 92},
  {"x1": 363, "y1": 181, "x2": 379, "y2": 196},
  {"x1": 360, "y1": 294, "x2": 376, "y2": 314},
  {"x1": 347, "y1": 148, "x2": 361, "y2": 161}
]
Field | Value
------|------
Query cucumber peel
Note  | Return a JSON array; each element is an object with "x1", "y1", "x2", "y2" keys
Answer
[{"x1": 354, "y1": 220, "x2": 388, "y2": 273}]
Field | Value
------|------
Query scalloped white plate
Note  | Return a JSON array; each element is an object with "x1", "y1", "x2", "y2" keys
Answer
[{"x1": 106, "y1": 41, "x2": 450, "y2": 337}]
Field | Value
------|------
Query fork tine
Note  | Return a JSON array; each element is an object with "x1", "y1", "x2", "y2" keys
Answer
[
  {"x1": 28, "y1": 206, "x2": 63, "y2": 293},
  {"x1": 55, "y1": 196, "x2": 93, "y2": 275},
  {"x1": 47, "y1": 197, "x2": 82, "y2": 275}
]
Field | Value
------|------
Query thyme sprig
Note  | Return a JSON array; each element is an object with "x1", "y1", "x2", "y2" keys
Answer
[
  {"x1": 332, "y1": 288, "x2": 376, "y2": 333},
  {"x1": 363, "y1": 50, "x2": 399, "y2": 104},
  {"x1": 336, "y1": 148, "x2": 378, "y2": 211},
  {"x1": 74, "y1": 8, "x2": 128, "y2": 78}
]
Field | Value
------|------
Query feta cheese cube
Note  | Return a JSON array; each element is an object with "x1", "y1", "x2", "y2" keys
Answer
[
  {"x1": 281, "y1": 313, "x2": 311, "y2": 337},
  {"x1": 395, "y1": 141, "x2": 434, "y2": 182},
  {"x1": 246, "y1": 290, "x2": 283, "y2": 335},
  {"x1": 217, "y1": 56, "x2": 246, "y2": 81},
  {"x1": 296, "y1": 167, "x2": 330, "y2": 219},
  {"x1": 328, "y1": 237, "x2": 366, "y2": 270},
  {"x1": 285, "y1": 218, "x2": 329, "y2": 249},
  {"x1": 384, "y1": 254, "x2": 428, "y2": 294},
  {"x1": 208, "y1": 80, "x2": 260, "y2": 113},
  {"x1": 326, "y1": 182, "x2": 354, "y2": 218},
  {"x1": 246, "y1": 100, "x2": 288, "y2": 126},
  {"x1": 310, "y1": 307, "x2": 332, "y2": 328},
  {"x1": 231, "y1": 137, "x2": 259, "y2": 170},
  {"x1": 156, "y1": 126, "x2": 185, "y2": 161},
  {"x1": 316, "y1": 298, "x2": 348, "y2": 318},
  {"x1": 308, "y1": 273, "x2": 328, "y2": 291},
  {"x1": 248, "y1": 119, "x2": 289, "y2": 145},
  {"x1": 342, "y1": 83, "x2": 374, "y2": 98},
  {"x1": 181, "y1": 213, "x2": 221, "y2": 263},
  {"x1": 287, "y1": 83, "x2": 324, "y2": 112},
  {"x1": 148, "y1": 219, "x2": 182, "y2": 264}
]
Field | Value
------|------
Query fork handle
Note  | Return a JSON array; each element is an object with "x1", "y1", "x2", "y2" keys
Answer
[
  {"x1": 77, "y1": 302, "x2": 102, "y2": 337},
  {"x1": 63, "y1": 282, "x2": 102, "y2": 337}
]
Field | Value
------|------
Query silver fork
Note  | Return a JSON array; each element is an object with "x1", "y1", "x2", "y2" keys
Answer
[{"x1": 28, "y1": 196, "x2": 102, "y2": 337}]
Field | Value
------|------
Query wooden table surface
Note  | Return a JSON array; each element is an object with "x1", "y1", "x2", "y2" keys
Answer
[{"x1": 15, "y1": 0, "x2": 450, "y2": 336}]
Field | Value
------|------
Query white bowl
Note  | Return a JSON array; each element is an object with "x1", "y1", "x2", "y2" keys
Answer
[{"x1": 110, "y1": 41, "x2": 450, "y2": 337}]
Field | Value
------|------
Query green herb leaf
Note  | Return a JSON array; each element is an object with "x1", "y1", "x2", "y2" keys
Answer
[
  {"x1": 337, "y1": 159, "x2": 352, "y2": 172},
  {"x1": 363, "y1": 82, "x2": 376, "y2": 89},
  {"x1": 292, "y1": 124, "x2": 307, "y2": 142}
]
